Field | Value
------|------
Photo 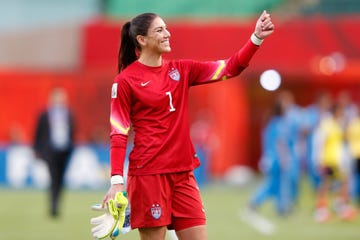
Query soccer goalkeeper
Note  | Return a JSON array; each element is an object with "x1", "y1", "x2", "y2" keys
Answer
[{"x1": 100, "y1": 10, "x2": 274, "y2": 240}]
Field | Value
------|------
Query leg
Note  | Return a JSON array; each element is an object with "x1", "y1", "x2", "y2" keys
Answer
[
  {"x1": 250, "y1": 170, "x2": 279, "y2": 211},
  {"x1": 171, "y1": 172, "x2": 207, "y2": 239},
  {"x1": 278, "y1": 172, "x2": 291, "y2": 215},
  {"x1": 139, "y1": 226, "x2": 167, "y2": 240},
  {"x1": 176, "y1": 225, "x2": 207, "y2": 240},
  {"x1": 313, "y1": 167, "x2": 332, "y2": 222},
  {"x1": 49, "y1": 152, "x2": 69, "y2": 217},
  {"x1": 46, "y1": 157, "x2": 58, "y2": 216},
  {"x1": 290, "y1": 158, "x2": 301, "y2": 207},
  {"x1": 249, "y1": 176, "x2": 272, "y2": 209},
  {"x1": 356, "y1": 171, "x2": 360, "y2": 206},
  {"x1": 355, "y1": 159, "x2": 360, "y2": 206},
  {"x1": 334, "y1": 173, "x2": 357, "y2": 220},
  {"x1": 241, "y1": 177, "x2": 277, "y2": 235},
  {"x1": 316, "y1": 174, "x2": 331, "y2": 208}
]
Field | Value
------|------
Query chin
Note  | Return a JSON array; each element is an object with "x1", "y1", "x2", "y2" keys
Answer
[{"x1": 162, "y1": 47, "x2": 171, "y2": 53}]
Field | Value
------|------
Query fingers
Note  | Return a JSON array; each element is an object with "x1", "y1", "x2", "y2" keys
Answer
[
  {"x1": 261, "y1": 10, "x2": 269, "y2": 21},
  {"x1": 102, "y1": 192, "x2": 113, "y2": 207},
  {"x1": 260, "y1": 10, "x2": 274, "y2": 31},
  {"x1": 262, "y1": 19, "x2": 274, "y2": 31},
  {"x1": 92, "y1": 204, "x2": 104, "y2": 211},
  {"x1": 101, "y1": 198, "x2": 107, "y2": 208}
]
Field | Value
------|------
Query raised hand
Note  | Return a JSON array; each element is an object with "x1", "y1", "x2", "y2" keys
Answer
[{"x1": 254, "y1": 10, "x2": 275, "y2": 40}]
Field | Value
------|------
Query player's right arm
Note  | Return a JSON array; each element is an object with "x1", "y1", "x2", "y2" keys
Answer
[{"x1": 103, "y1": 76, "x2": 132, "y2": 205}]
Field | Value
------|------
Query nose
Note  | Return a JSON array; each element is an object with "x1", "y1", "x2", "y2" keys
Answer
[{"x1": 165, "y1": 28, "x2": 171, "y2": 38}]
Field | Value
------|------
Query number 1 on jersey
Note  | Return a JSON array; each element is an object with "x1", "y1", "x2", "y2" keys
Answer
[{"x1": 166, "y1": 91, "x2": 176, "y2": 112}]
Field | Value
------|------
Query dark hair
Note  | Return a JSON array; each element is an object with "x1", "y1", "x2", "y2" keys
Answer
[{"x1": 118, "y1": 13, "x2": 158, "y2": 73}]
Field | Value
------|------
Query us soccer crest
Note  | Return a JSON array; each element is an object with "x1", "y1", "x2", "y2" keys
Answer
[
  {"x1": 150, "y1": 204, "x2": 162, "y2": 219},
  {"x1": 169, "y1": 68, "x2": 180, "y2": 81}
]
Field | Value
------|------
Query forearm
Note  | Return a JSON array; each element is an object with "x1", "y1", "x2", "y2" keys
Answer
[
  {"x1": 110, "y1": 134, "x2": 128, "y2": 176},
  {"x1": 226, "y1": 38, "x2": 260, "y2": 75}
]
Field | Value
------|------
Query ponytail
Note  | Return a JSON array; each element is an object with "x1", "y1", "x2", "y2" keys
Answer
[
  {"x1": 118, "y1": 22, "x2": 137, "y2": 73},
  {"x1": 117, "y1": 13, "x2": 158, "y2": 73}
]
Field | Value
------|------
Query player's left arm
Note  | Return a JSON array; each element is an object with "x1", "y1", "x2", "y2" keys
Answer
[
  {"x1": 189, "y1": 10, "x2": 274, "y2": 86},
  {"x1": 188, "y1": 39, "x2": 257, "y2": 86}
]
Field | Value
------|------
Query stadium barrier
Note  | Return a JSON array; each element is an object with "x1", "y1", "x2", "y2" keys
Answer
[{"x1": 0, "y1": 144, "x2": 208, "y2": 189}]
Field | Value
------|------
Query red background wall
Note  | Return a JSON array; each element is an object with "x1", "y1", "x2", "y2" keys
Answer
[{"x1": 1, "y1": 16, "x2": 359, "y2": 176}]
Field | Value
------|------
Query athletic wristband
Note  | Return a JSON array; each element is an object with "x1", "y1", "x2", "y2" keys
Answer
[
  {"x1": 110, "y1": 175, "x2": 124, "y2": 185},
  {"x1": 250, "y1": 33, "x2": 264, "y2": 46}
]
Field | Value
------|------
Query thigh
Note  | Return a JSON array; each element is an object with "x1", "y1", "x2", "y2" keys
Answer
[
  {"x1": 127, "y1": 174, "x2": 172, "y2": 229},
  {"x1": 138, "y1": 226, "x2": 167, "y2": 240},
  {"x1": 176, "y1": 225, "x2": 207, "y2": 240},
  {"x1": 171, "y1": 172, "x2": 206, "y2": 231}
]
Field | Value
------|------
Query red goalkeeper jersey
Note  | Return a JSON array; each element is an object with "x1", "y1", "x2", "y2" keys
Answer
[{"x1": 110, "y1": 39, "x2": 259, "y2": 176}]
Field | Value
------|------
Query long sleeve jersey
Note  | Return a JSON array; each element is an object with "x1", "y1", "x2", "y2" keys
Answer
[{"x1": 110, "y1": 39, "x2": 259, "y2": 176}]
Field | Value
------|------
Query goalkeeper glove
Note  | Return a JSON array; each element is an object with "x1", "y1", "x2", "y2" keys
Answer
[{"x1": 90, "y1": 191, "x2": 129, "y2": 239}]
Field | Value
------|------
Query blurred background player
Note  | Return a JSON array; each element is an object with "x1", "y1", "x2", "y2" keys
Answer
[
  {"x1": 346, "y1": 104, "x2": 360, "y2": 207},
  {"x1": 278, "y1": 90, "x2": 305, "y2": 209},
  {"x1": 33, "y1": 87, "x2": 75, "y2": 217},
  {"x1": 313, "y1": 102, "x2": 357, "y2": 222},
  {"x1": 241, "y1": 95, "x2": 291, "y2": 234},
  {"x1": 303, "y1": 91, "x2": 332, "y2": 191}
]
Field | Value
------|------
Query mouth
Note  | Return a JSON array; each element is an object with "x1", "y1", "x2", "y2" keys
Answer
[
  {"x1": 162, "y1": 39, "x2": 170, "y2": 46},
  {"x1": 160, "y1": 38, "x2": 171, "y2": 52}
]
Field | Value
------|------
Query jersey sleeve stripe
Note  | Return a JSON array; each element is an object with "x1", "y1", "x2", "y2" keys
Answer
[
  {"x1": 110, "y1": 117, "x2": 130, "y2": 135},
  {"x1": 210, "y1": 60, "x2": 226, "y2": 80}
]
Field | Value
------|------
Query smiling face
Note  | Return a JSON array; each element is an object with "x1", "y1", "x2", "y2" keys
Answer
[{"x1": 139, "y1": 16, "x2": 171, "y2": 54}]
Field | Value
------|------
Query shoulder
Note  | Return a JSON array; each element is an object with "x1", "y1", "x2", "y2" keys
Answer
[
  {"x1": 36, "y1": 111, "x2": 49, "y2": 125},
  {"x1": 40, "y1": 111, "x2": 49, "y2": 119},
  {"x1": 114, "y1": 68, "x2": 133, "y2": 83},
  {"x1": 114, "y1": 61, "x2": 143, "y2": 81},
  {"x1": 113, "y1": 67, "x2": 138, "y2": 91},
  {"x1": 165, "y1": 59, "x2": 195, "y2": 68}
]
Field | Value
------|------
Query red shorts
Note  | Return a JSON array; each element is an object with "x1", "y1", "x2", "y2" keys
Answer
[{"x1": 127, "y1": 171, "x2": 206, "y2": 231}]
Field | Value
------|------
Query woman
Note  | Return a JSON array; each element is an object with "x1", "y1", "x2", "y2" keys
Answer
[
  {"x1": 103, "y1": 11, "x2": 274, "y2": 240},
  {"x1": 241, "y1": 96, "x2": 290, "y2": 235},
  {"x1": 314, "y1": 103, "x2": 357, "y2": 222},
  {"x1": 248, "y1": 95, "x2": 292, "y2": 215}
]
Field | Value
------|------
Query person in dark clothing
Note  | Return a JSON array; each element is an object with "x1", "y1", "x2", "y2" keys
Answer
[{"x1": 33, "y1": 87, "x2": 75, "y2": 217}]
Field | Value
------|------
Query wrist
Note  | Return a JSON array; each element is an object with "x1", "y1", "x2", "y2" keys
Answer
[
  {"x1": 251, "y1": 33, "x2": 264, "y2": 46},
  {"x1": 110, "y1": 175, "x2": 124, "y2": 185}
]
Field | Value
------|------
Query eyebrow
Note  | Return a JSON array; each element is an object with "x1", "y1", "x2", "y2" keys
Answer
[{"x1": 153, "y1": 25, "x2": 167, "y2": 31}]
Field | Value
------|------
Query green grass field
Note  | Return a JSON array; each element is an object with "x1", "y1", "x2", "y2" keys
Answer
[{"x1": 1, "y1": 180, "x2": 359, "y2": 240}]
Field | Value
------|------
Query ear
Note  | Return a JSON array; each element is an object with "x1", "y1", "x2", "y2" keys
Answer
[{"x1": 136, "y1": 35, "x2": 146, "y2": 48}]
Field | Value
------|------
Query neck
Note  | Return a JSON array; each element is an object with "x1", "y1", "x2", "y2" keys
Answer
[{"x1": 138, "y1": 52, "x2": 162, "y2": 67}]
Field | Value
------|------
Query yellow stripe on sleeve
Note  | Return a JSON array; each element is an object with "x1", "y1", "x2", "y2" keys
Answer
[
  {"x1": 211, "y1": 60, "x2": 226, "y2": 80},
  {"x1": 110, "y1": 117, "x2": 130, "y2": 135}
]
